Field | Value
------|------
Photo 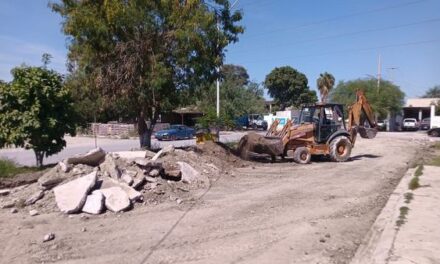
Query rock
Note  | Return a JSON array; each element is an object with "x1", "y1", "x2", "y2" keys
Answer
[
  {"x1": 132, "y1": 178, "x2": 145, "y2": 190},
  {"x1": 82, "y1": 191, "x2": 104, "y2": 215},
  {"x1": 98, "y1": 187, "x2": 131, "y2": 213},
  {"x1": 144, "y1": 149, "x2": 156, "y2": 158},
  {"x1": 101, "y1": 178, "x2": 142, "y2": 201},
  {"x1": 121, "y1": 174, "x2": 134, "y2": 186},
  {"x1": 152, "y1": 145, "x2": 175, "y2": 161},
  {"x1": 82, "y1": 227, "x2": 87, "y2": 232},
  {"x1": 176, "y1": 199, "x2": 183, "y2": 204},
  {"x1": 162, "y1": 162, "x2": 181, "y2": 180},
  {"x1": 0, "y1": 189, "x2": 11, "y2": 196},
  {"x1": 99, "y1": 154, "x2": 121, "y2": 179},
  {"x1": 65, "y1": 147, "x2": 106, "y2": 166},
  {"x1": 177, "y1": 162, "x2": 202, "y2": 184},
  {"x1": 53, "y1": 171, "x2": 98, "y2": 214},
  {"x1": 58, "y1": 161, "x2": 70, "y2": 173},
  {"x1": 144, "y1": 176, "x2": 157, "y2": 183},
  {"x1": 112, "y1": 151, "x2": 148, "y2": 160},
  {"x1": 38, "y1": 166, "x2": 65, "y2": 190},
  {"x1": 43, "y1": 233, "x2": 55, "y2": 242},
  {"x1": 1, "y1": 200, "x2": 16, "y2": 209},
  {"x1": 25, "y1": 190, "x2": 45, "y2": 206},
  {"x1": 10, "y1": 208, "x2": 18, "y2": 214},
  {"x1": 149, "y1": 169, "x2": 160, "y2": 177},
  {"x1": 134, "y1": 158, "x2": 149, "y2": 167},
  {"x1": 29, "y1": 210, "x2": 39, "y2": 216}
]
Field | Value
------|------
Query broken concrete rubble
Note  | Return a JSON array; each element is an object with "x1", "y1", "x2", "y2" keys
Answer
[
  {"x1": 177, "y1": 161, "x2": 202, "y2": 184},
  {"x1": 82, "y1": 191, "x2": 104, "y2": 215},
  {"x1": 58, "y1": 161, "x2": 70, "y2": 173},
  {"x1": 98, "y1": 188, "x2": 130, "y2": 213},
  {"x1": 38, "y1": 166, "x2": 65, "y2": 190},
  {"x1": 99, "y1": 154, "x2": 121, "y2": 179},
  {"x1": 121, "y1": 174, "x2": 134, "y2": 186},
  {"x1": 100, "y1": 178, "x2": 142, "y2": 201},
  {"x1": 66, "y1": 147, "x2": 106, "y2": 166},
  {"x1": 53, "y1": 171, "x2": 97, "y2": 214},
  {"x1": 24, "y1": 190, "x2": 44, "y2": 206},
  {"x1": 3, "y1": 142, "x2": 234, "y2": 216},
  {"x1": 152, "y1": 144, "x2": 175, "y2": 161},
  {"x1": 0, "y1": 189, "x2": 11, "y2": 196}
]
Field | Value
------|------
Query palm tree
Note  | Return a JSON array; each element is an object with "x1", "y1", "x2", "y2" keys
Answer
[{"x1": 317, "y1": 72, "x2": 335, "y2": 103}]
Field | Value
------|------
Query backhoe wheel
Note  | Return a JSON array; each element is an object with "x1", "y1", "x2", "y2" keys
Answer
[
  {"x1": 329, "y1": 136, "x2": 352, "y2": 162},
  {"x1": 293, "y1": 147, "x2": 311, "y2": 164}
]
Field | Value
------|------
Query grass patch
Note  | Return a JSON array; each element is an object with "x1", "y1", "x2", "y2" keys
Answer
[
  {"x1": 414, "y1": 164, "x2": 424, "y2": 177},
  {"x1": 428, "y1": 156, "x2": 440, "y2": 167},
  {"x1": 408, "y1": 176, "x2": 420, "y2": 190},
  {"x1": 0, "y1": 159, "x2": 39, "y2": 178},
  {"x1": 396, "y1": 206, "x2": 410, "y2": 227},
  {"x1": 430, "y1": 142, "x2": 440, "y2": 150},
  {"x1": 404, "y1": 192, "x2": 414, "y2": 204}
]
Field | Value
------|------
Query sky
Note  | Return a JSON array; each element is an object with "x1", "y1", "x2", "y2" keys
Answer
[{"x1": 0, "y1": 0, "x2": 439, "y2": 99}]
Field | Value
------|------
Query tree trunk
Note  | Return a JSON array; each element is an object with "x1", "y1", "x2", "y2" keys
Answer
[
  {"x1": 137, "y1": 112, "x2": 154, "y2": 149},
  {"x1": 34, "y1": 150, "x2": 44, "y2": 168},
  {"x1": 140, "y1": 129, "x2": 153, "y2": 149}
]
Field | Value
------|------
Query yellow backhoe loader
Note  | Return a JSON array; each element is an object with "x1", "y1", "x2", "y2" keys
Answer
[{"x1": 237, "y1": 90, "x2": 377, "y2": 163}]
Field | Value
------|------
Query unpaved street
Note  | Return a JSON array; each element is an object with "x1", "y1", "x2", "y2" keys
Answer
[{"x1": 0, "y1": 133, "x2": 433, "y2": 264}]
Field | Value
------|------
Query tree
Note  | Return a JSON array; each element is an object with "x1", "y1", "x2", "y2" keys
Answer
[
  {"x1": 422, "y1": 85, "x2": 440, "y2": 98},
  {"x1": 317, "y1": 72, "x2": 335, "y2": 103},
  {"x1": 197, "y1": 64, "x2": 265, "y2": 127},
  {"x1": 0, "y1": 64, "x2": 77, "y2": 167},
  {"x1": 264, "y1": 66, "x2": 317, "y2": 109},
  {"x1": 330, "y1": 78, "x2": 405, "y2": 119},
  {"x1": 52, "y1": 0, "x2": 243, "y2": 149}
]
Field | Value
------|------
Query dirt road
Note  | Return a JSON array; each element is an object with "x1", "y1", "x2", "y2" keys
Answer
[{"x1": 0, "y1": 133, "x2": 430, "y2": 264}]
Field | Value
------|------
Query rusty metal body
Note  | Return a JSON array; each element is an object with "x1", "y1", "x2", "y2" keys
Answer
[{"x1": 240, "y1": 90, "x2": 377, "y2": 163}]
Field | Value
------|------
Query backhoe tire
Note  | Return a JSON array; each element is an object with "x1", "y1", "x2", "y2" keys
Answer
[
  {"x1": 329, "y1": 136, "x2": 352, "y2": 162},
  {"x1": 293, "y1": 147, "x2": 311, "y2": 164}
]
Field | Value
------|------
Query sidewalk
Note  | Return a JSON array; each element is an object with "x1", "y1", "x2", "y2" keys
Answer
[{"x1": 351, "y1": 165, "x2": 440, "y2": 264}]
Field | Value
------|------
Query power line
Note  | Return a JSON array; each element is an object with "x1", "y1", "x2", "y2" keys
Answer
[
  {"x1": 228, "y1": 17, "x2": 440, "y2": 55},
  {"x1": 244, "y1": 0, "x2": 429, "y2": 39},
  {"x1": 234, "y1": 38, "x2": 440, "y2": 64}
]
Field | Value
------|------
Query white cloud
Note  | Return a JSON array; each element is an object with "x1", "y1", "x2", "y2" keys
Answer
[{"x1": 0, "y1": 35, "x2": 67, "y2": 81}]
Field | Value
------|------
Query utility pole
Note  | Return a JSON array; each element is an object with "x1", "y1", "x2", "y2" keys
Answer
[{"x1": 216, "y1": 0, "x2": 240, "y2": 117}]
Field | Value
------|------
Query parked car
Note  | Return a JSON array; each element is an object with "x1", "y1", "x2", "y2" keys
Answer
[
  {"x1": 427, "y1": 127, "x2": 440, "y2": 137},
  {"x1": 377, "y1": 120, "x2": 387, "y2": 131},
  {"x1": 420, "y1": 117, "x2": 431, "y2": 130},
  {"x1": 236, "y1": 114, "x2": 268, "y2": 130},
  {"x1": 154, "y1": 125, "x2": 195, "y2": 141},
  {"x1": 402, "y1": 118, "x2": 419, "y2": 131}
]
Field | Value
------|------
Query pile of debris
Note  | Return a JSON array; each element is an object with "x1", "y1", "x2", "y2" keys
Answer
[{"x1": 0, "y1": 143, "x2": 241, "y2": 215}]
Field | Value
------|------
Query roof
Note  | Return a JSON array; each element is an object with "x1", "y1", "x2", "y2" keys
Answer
[
  {"x1": 173, "y1": 106, "x2": 203, "y2": 114},
  {"x1": 405, "y1": 98, "x2": 440, "y2": 108}
]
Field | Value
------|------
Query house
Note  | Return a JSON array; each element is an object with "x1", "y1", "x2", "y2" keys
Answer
[{"x1": 403, "y1": 98, "x2": 440, "y2": 121}]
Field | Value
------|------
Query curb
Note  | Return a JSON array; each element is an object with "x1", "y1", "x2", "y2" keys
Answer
[{"x1": 350, "y1": 167, "x2": 415, "y2": 264}]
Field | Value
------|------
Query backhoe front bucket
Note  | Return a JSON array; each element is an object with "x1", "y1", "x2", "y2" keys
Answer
[{"x1": 358, "y1": 127, "x2": 378, "y2": 139}]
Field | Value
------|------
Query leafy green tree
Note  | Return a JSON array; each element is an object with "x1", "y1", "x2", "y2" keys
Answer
[
  {"x1": 52, "y1": 0, "x2": 243, "y2": 148},
  {"x1": 0, "y1": 65, "x2": 77, "y2": 167},
  {"x1": 264, "y1": 66, "x2": 317, "y2": 109},
  {"x1": 330, "y1": 78, "x2": 405, "y2": 119},
  {"x1": 197, "y1": 64, "x2": 265, "y2": 127},
  {"x1": 317, "y1": 72, "x2": 335, "y2": 103},
  {"x1": 422, "y1": 85, "x2": 440, "y2": 98}
]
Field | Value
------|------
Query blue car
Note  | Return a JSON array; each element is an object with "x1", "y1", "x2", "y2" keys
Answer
[{"x1": 154, "y1": 125, "x2": 196, "y2": 141}]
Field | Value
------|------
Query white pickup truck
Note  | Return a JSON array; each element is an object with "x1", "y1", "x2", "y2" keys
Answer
[{"x1": 403, "y1": 118, "x2": 419, "y2": 131}]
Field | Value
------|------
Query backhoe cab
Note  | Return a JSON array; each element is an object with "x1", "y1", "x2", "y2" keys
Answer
[{"x1": 238, "y1": 90, "x2": 377, "y2": 163}]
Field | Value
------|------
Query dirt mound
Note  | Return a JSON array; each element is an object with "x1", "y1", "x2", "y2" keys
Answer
[
  {"x1": 192, "y1": 141, "x2": 249, "y2": 168},
  {"x1": 237, "y1": 132, "x2": 284, "y2": 160},
  {"x1": 0, "y1": 143, "x2": 251, "y2": 216}
]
